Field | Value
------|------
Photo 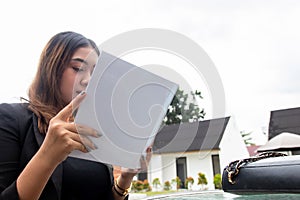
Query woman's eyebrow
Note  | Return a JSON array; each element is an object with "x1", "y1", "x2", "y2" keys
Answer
[{"x1": 71, "y1": 58, "x2": 88, "y2": 65}]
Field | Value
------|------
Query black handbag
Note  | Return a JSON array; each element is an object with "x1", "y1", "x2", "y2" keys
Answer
[{"x1": 222, "y1": 152, "x2": 300, "y2": 194}]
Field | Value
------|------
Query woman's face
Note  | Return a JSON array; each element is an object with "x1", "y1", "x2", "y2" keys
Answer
[{"x1": 60, "y1": 47, "x2": 98, "y2": 104}]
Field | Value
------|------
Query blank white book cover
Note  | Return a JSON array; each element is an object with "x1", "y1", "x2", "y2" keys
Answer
[{"x1": 70, "y1": 51, "x2": 178, "y2": 169}]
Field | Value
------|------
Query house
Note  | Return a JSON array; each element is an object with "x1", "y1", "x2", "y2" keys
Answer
[{"x1": 139, "y1": 116, "x2": 249, "y2": 190}]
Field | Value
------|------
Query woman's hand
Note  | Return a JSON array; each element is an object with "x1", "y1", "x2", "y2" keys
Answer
[
  {"x1": 117, "y1": 146, "x2": 153, "y2": 188},
  {"x1": 38, "y1": 92, "x2": 99, "y2": 166},
  {"x1": 17, "y1": 92, "x2": 100, "y2": 200}
]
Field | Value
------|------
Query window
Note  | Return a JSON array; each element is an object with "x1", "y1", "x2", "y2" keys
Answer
[
  {"x1": 176, "y1": 157, "x2": 187, "y2": 188},
  {"x1": 212, "y1": 155, "x2": 220, "y2": 176}
]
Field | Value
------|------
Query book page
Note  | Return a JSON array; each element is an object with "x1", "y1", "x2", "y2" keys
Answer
[{"x1": 69, "y1": 51, "x2": 178, "y2": 169}]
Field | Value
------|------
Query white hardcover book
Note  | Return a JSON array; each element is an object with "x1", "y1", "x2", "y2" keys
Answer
[{"x1": 69, "y1": 51, "x2": 178, "y2": 169}]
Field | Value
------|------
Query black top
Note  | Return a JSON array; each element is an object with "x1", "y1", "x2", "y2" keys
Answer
[
  {"x1": 0, "y1": 103, "x2": 120, "y2": 200},
  {"x1": 62, "y1": 157, "x2": 114, "y2": 200}
]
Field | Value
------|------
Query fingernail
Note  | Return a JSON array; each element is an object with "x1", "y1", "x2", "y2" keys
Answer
[
  {"x1": 94, "y1": 130, "x2": 102, "y2": 138},
  {"x1": 96, "y1": 134, "x2": 101, "y2": 138},
  {"x1": 85, "y1": 146, "x2": 92, "y2": 152},
  {"x1": 80, "y1": 91, "x2": 86, "y2": 95}
]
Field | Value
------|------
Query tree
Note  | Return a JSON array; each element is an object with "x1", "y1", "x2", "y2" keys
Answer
[
  {"x1": 164, "y1": 89, "x2": 205, "y2": 125},
  {"x1": 240, "y1": 130, "x2": 255, "y2": 146}
]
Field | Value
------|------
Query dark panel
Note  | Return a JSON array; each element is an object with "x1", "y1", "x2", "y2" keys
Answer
[
  {"x1": 269, "y1": 107, "x2": 300, "y2": 139},
  {"x1": 153, "y1": 117, "x2": 230, "y2": 154},
  {"x1": 176, "y1": 157, "x2": 187, "y2": 188},
  {"x1": 212, "y1": 154, "x2": 221, "y2": 176}
]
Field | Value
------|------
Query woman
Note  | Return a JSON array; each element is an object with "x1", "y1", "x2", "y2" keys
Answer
[{"x1": 0, "y1": 31, "x2": 151, "y2": 200}]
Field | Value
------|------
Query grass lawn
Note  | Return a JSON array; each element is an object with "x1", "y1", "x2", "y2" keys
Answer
[{"x1": 135, "y1": 190, "x2": 180, "y2": 196}]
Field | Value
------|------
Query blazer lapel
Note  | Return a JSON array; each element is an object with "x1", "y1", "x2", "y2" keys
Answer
[{"x1": 33, "y1": 114, "x2": 63, "y2": 200}]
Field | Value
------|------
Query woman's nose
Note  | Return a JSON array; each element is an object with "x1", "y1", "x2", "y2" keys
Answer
[{"x1": 81, "y1": 73, "x2": 90, "y2": 86}]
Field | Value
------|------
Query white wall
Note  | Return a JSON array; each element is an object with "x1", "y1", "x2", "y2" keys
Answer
[
  {"x1": 219, "y1": 117, "x2": 249, "y2": 173},
  {"x1": 161, "y1": 154, "x2": 177, "y2": 184},
  {"x1": 150, "y1": 151, "x2": 219, "y2": 190},
  {"x1": 148, "y1": 155, "x2": 163, "y2": 187},
  {"x1": 186, "y1": 150, "x2": 219, "y2": 190},
  {"x1": 147, "y1": 153, "x2": 177, "y2": 189}
]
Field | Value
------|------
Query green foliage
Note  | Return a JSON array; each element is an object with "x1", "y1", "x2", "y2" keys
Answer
[
  {"x1": 240, "y1": 130, "x2": 255, "y2": 146},
  {"x1": 164, "y1": 89, "x2": 205, "y2": 125},
  {"x1": 164, "y1": 181, "x2": 171, "y2": 191},
  {"x1": 185, "y1": 176, "x2": 194, "y2": 189},
  {"x1": 171, "y1": 176, "x2": 182, "y2": 190},
  {"x1": 197, "y1": 172, "x2": 208, "y2": 189},
  {"x1": 213, "y1": 174, "x2": 222, "y2": 189},
  {"x1": 142, "y1": 179, "x2": 152, "y2": 191},
  {"x1": 131, "y1": 179, "x2": 152, "y2": 192},
  {"x1": 152, "y1": 178, "x2": 161, "y2": 189},
  {"x1": 131, "y1": 180, "x2": 144, "y2": 192}
]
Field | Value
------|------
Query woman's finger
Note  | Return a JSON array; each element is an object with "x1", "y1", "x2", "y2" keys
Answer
[
  {"x1": 145, "y1": 146, "x2": 152, "y2": 163},
  {"x1": 138, "y1": 146, "x2": 152, "y2": 172},
  {"x1": 75, "y1": 124, "x2": 102, "y2": 138},
  {"x1": 120, "y1": 146, "x2": 153, "y2": 178},
  {"x1": 70, "y1": 139, "x2": 89, "y2": 153},
  {"x1": 56, "y1": 91, "x2": 86, "y2": 121},
  {"x1": 65, "y1": 123, "x2": 100, "y2": 150},
  {"x1": 68, "y1": 131, "x2": 98, "y2": 151},
  {"x1": 64, "y1": 123, "x2": 101, "y2": 138}
]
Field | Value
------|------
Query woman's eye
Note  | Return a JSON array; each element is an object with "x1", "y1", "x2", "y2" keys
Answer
[{"x1": 72, "y1": 66, "x2": 84, "y2": 72}]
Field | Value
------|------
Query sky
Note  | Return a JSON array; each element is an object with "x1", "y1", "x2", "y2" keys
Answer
[{"x1": 1, "y1": 0, "x2": 300, "y2": 145}]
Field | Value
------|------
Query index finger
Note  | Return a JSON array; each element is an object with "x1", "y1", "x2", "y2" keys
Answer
[{"x1": 56, "y1": 91, "x2": 86, "y2": 121}]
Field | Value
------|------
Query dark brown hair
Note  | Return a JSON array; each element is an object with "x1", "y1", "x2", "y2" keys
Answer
[{"x1": 28, "y1": 31, "x2": 100, "y2": 134}]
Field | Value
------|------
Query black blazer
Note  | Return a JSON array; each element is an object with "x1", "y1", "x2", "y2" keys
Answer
[{"x1": 0, "y1": 103, "x2": 114, "y2": 200}]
